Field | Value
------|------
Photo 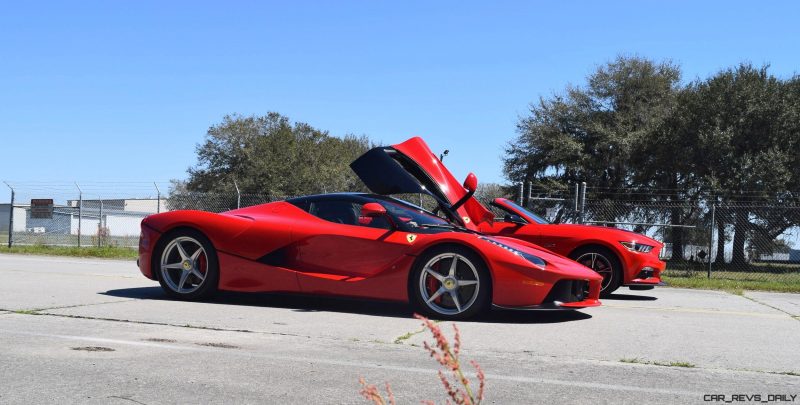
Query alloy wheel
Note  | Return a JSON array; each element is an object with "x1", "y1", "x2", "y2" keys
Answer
[
  {"x1": 160, "y1": 236, "x2": 208, "y2": 294},
  {"x1": 576, "y1": 252, "x2": 614, "y2": 292},
  {"x1": 418, "y1": 253, "x2": 480, "y2": 316}
]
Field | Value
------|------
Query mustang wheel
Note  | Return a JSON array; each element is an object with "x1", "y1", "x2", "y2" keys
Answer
[
  {"x1": 570, "y1": 246, "x2": 622, "y2": 296},
  {"x1": 411, "y1": 246, "x2": 490, "y2": 320},
  {"x1": 155, "y1": 229, "x2": 219, "y2": 300}
]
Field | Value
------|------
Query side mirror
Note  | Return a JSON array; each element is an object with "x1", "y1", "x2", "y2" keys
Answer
[
  {"x1": 504, "y1": 214, "x2": 526, "y2": 225},
  {"x1": 451, "y1": 173, "x2": 478, "y2": 215},
  {"x1": 463, "y1": 173, "x2": 478, "y2": 194},
  {"x1": 361, "y1": 202, "x2": 387, "y2": 218}
]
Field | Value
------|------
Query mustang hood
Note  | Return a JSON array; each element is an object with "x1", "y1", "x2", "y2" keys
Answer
[
  {"x1": 546, "y1": 223, "x2": 663, "y2": 247},
  {"x1": 350, "y1": 137, "x2": 494, "y2": 229}
]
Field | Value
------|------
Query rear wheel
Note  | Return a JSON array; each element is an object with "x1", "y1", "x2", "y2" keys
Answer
[
  {"x1": 569, "y1": 246, "x2": 622, "y2": 296},
  {"x1": 155, "y1": 229, "x2": 219, "y2": 300},
  {"x1": 411, "y1": 246, "x2": 490, "y2": 320}
]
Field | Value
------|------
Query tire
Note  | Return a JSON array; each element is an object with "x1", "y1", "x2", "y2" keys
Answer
[
  {"x1": 410, "y1": 245, "x2": 491, "y2": 320},
  {"x1": 153, "y1": 228, "x2": 219, "y2": 300},
  {"x1": 569, "y1": 246, "x2": 622, "y2": 297}
]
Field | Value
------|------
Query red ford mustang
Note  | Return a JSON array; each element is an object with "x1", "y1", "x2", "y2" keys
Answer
[
  {"x1": 138, "y1": 150, "x2": 603, "y2": 320},
  {"x1": 365, "y1": 137, "x2": 666, "y2": 296},
  {"x1": 480, "y1": 198, "x2": 666, "y2": 295}
]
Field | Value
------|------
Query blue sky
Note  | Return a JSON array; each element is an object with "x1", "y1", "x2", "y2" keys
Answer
[{"x1": 1, "y1": 1, "x2": 799, "y2": 196}]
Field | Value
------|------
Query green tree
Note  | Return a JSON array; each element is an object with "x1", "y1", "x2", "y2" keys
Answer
[
  {"x1": 505, "y1": 56, "x2": 689, "y2": 253},
  {"x1": 688, "y1": 65, "x2": 797, "y2": 265},
  {"x1": 505, "y1": 56, "x2": 681, "y2": 192},
  {"x1": 505, "y1": 59, "x2": 800, "y2": 265},
  {"x1": 178, "y1": 112, "x2": 371, "y2": 199}
]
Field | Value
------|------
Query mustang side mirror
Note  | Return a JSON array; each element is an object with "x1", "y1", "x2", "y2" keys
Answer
[
  {"x1": 361, "y1": 203, "x2": 387, "y2": 217},
  {"x1": 504, "y1": 214, "x2": 526, "y2": 225}
]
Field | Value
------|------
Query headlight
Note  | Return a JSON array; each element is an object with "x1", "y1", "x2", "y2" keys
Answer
[
  {"x1": 480, "y1": 237, "x2": 546, "y2": 270},
  {"x1": 620, "y1": 241, "x2": 654, "y2": 253}
]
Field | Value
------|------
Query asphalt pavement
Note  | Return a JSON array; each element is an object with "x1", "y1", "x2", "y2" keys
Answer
[{"x1": 1, "y1": 253, "x2": 798, "y2": 404}]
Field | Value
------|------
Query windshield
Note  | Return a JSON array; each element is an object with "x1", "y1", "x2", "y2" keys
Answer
[
  {"x1": 370, "y1": 196, "x2": 452, "y2": 230},
  {"x1": 501, "y1": 200, "x2": 550, "y2": 224}
]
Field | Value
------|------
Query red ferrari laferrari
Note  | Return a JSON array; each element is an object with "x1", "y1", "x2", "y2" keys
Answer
[
  {"x1": 138, "y1": 146, "x2": 603, "y2": 320},
  {"x1": 362, "y1": 137, "x2": 667, "y2": 296}
]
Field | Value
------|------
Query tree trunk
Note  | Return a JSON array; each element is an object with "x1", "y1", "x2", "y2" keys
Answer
[
  {"x1": 714, "y1": 214, "x2": 726, "y2": 264},
  {"x1": 731, "y1": 208, "x2": 749, "y2": 267}
]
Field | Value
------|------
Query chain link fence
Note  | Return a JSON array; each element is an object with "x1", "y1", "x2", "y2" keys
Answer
[
  {"x1": 0, "y1": 183, "x2": 300, "y2": 249},
  {"x1": 516, "y1": 184, "x2": 800, "y2": 286},
  {"x1": 3, "y1": 181, "x2": 799, "y2": 286}
]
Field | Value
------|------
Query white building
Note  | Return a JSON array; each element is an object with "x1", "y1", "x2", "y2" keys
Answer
[
  {"x1": 3, "y1": 198, "x2": 165, "y2": 239},
  {"x1": 0, "y1": 203, "x2": 28, "y2": 233}
]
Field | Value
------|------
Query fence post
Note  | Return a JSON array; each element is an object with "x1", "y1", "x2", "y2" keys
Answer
[
  {"x1": 579, "y1": 182, "x2": 587, "y2": 224},
  {"x1": 234, "y1": 180, "x2": 241, "y2": 209},
  {"x1": 154, "y1": 182, "x2": 161, "y2": 213},
  {"x1": 4, "y1": 182, "x2": 13, "y2": 248},
  {"x1": 75, "y1": 182, "x2": 82, "y2": 248},
  {"x1": 573, "y1": 183, "x2": 579, "y2": 212},
  {"x1": 98, "y1": 198, "x2": 103, "y2": 248},
  {"x1": 708, "y1": 202, "x2": 715, "y2": 279}
]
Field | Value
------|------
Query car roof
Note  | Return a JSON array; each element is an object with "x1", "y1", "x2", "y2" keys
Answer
[{"x1": 286, "y1": 192, "x2": 427, "y2": 209}]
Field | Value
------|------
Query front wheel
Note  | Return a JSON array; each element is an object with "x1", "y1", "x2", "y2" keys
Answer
[
  {"x1": 569, "y1": 246, "x2": 622, "y2": 296},
  {"x1": 410, "y1": 246, "x2": 490, "y2": 320},
  {"x1": 155, "y1": 229, "x2": 219, "y2": 300}
]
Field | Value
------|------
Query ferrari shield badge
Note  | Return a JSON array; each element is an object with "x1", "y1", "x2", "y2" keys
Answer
[
  {"x1": 463, "y1": 216, "x2": 471, "y2": 224},
  {"x1": 406, "y1": 234, "x2": 417, "y2": 243}
]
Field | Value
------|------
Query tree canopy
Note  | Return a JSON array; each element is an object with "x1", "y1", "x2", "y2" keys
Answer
[{"x1": 179, "y1": 113, "x2": 371, "y2": 197}]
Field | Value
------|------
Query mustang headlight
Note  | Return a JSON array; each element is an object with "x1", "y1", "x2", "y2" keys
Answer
[
  {"x1": 620, "y1": 241, "x2": 654, "y2": 253},
  {"x1": 480, "y1": 237, "x2": 546, "y2": 270}
]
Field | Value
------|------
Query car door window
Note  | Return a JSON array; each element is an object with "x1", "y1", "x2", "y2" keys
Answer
[
  {"x1": 309, "y1": 200, "x2": 393, "y2": 230},
  {"x1": 310, "y1": 200, "x2": 359, "y2": 225}
]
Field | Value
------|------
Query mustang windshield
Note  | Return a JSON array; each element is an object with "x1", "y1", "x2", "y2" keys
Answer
[{"x1": 503, "y1": 200, "x2": 550, "y2": 224}]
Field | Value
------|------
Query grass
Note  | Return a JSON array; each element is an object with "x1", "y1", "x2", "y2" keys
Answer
[
  {"x1": 9, "y1": 233, "x2": 139, "y2": 249},
  {"x1": 775, "y1": 371, "x2": 800, "y2": 377},
  {"x1": 12, "y1": 309, "x2": 40, "y2": 315},
  {"x1": 394, "y1": 330, "x2": 417, "y2": 344},
  {"x1": 620, "y1": 358, "x2": 696, "y2": 368},
  {"x1": 1, "y1": 245, "x2": 137, "y2": 260},
  {"x1": 663, "y1": 271, "x2": 800, "y2": 293},
  {"x1": 393, "y1": 321, "x2": 440, "y2": 344}
]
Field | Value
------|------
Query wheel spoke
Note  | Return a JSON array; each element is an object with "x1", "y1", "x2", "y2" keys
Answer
[
  {"x1": 450, "y1": 291, "x2": 462, "y2": 312},
  {"x1": 458, "y1": 280, "x2": 478, "y2": 286},
  {"x1": 590, "y1": 253, "x2": 597, "y2": 269},
  {"x1": 177, "y1": 269, "x2": 190, "y2": 292},
  {"x1": 191, "y1": 268, "x2": 205, "y2": 280},
  {"x1": 190, "y1": 248, "x2": 203, "y2": 261},
  {"x1": 426, "y1": 287, "x2": 446, "y2": 304},
  {"x1": 448, "y1": 255, "x2": 458, "y2": 277},
  {"x1": 424, "y1": 267, "x2": 445, "y2": 282},
  {"x1": 175, "y1": 242, "x2": 189, "y2": 261},
  {"x1": 163, "y1": 262, "x2": 184, "y2": 270}
]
